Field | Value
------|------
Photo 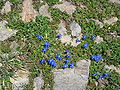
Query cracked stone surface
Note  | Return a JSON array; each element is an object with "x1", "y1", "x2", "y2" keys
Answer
[
  {"x1": 52, "y1": 59, "x2": 91, "y2": 90},
  {"x1": 70, "y1": 21, "x2": 82, "y2": 37},
  {"x1": 39, "y1": 4, "x2": 52, "y2": 21},
  {"x1": 52, "y1": 1, "x2": 76, "y2": 15},
  {"x1": 109, "y1": 0, "x2": 120, "y2": 4},
  {"x1": 1, "y1": 1, "x2": 12, "y2": 14},
  {"x1": 0, "y1": 20, "x2": 18, "y2": 41},
  {"x1": 57, "y1": 20, "x2": 82, "y2": 47},
  {"x1": 105, "y1": 65, "x2": 120, "y2": 74},
  {"x1": 21, "y1": 0, "x2": 38, "y2": 22},
  {"x1": 94, "y1": 36, "x2": 104, "y2": 44},
  {"x1": 10, "y1": 69, "x2": 29, "y2": 90},
  {"x1": 92, "y1": 19, "x2": 104, "y2": 28},
  {"x1": 103, "y1": 17, "x2": 118, "y2": 25},
  {"x1": 33, "y1": 73, "x2": 44, "y2": 90}
]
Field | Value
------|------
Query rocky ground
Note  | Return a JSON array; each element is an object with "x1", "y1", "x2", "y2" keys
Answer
[{"x1": 0, "y1": 0, "x2": 120, "y2": 90}]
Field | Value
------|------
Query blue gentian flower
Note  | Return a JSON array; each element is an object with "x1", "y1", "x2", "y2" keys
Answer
[
  {"x1": 91, "y1": 35, "x2": 96, "y2": 39},
  {"x1": 83, "y1": 43, "x2": 89, "y2": 48},
  {"x1": 92, "y1": 73, "x2": 98, "y2": 76},
  {"x1": 69, "y1": 63, "x2": 74, "y2": 68},
  {"x1": 82, "y1": 35, "x2": 87, "y2": 40},
  {"x1": 56, "y1": 54, "x2": 62, "y2": 59},
  {"x1": 91, "y1": 56, "x2": 96, "y2": 60},
  {"x1": 64, "y1": 60, "x2": 70, "y2": 63},
  {"x1": 42, "y1": 48, "x2": 48, "y2": 53},
  {"x1": 37, "y1": 35, "x2": 42, "y2": 39},
  {"x1": 52, "y1": 62, "x2": 58, "y2": 67},
  {"x1": 50, "y1": 61, "x2": 56, "y2": 66},
  {"x1": 62, "y1": 64, "x2": 68, "y2": 69},
  {"x1": 98, "y1": 74, "x2": 104, "y2": 79},
  {"x1": 95, "y1": 56, "x2": 102, "y2": 61},
  {"x1": 103, "y1": 73, "x2": 110, "y2": 77},
  {"x1": 57, "y1": 34, "x2": 62, "y2": 39},
  {"x1": 65, "y1": 50, "x2": 71, "y2": 53},
  {"x1": 48, "y1": 59, "x2": 54, "y2": 64},
  {"x1": 65, "y1": 54, "x2": 71, "y2": 58},
  {"x1": 76, "y1": 39, "x2": 81, "y2": 43},
  {"x1": 91, "y1": 55, "x2": 102, "y2": 61},
  {"x1": 43, "y1": 42, "x2": 50, "y2": 47},
  {"x1": 39, "y1": 58, "x2": 46, "y2": 63}
]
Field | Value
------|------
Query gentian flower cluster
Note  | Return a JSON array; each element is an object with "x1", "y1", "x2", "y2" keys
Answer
[
  {"x1": 91, "y1": 55, "x2": 102, "y2": 61},
  {"x1": 48, "y1": 59, "x2": 58, "y2": 67},
  {"x1": 42, "y1": 42, "x2": 50, "y2": 53},
  {"x1": 92, "y1": 72, "x2": 110, "y2": 79}
]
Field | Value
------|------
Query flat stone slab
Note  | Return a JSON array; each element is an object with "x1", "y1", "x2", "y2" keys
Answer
[
  {"x1": 52, "y1": 1, "x2": 76, "y2": 15},
  {"x1": 33, "y1": 73, "x2": 44, "y2": 90},
  {"x1": 39, "y1": 4, "x2": 52, "y2": 21},
  {"x1": 0, "y1": 20, "x2": 17, "y2": 41},
  {"x1": 109, "y1": 0, "x2": 120, "y2": 4},
  {"x1": 1, "y1": 1, "x2": 12, "y2": 14},
  {"x1": 10, "y1": 69, "x2": 29, "y2": 90},
  {"x1": 52, "y1": 60, "x2": 91, "y2": 90},
  {"x1": 70, "y1": 21, "x2": 82, "y2": 37}
]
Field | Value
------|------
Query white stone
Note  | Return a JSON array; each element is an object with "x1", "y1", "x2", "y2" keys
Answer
[
  {"x1": 1, "y1": 1, "x2": 12, "y2": 14},
  {"x1": 10, "y1": 69, "x2": 29, "y2": 90},
  {"x1": 0, "y1": 63, "x2": 2, "y2": 67},
  {"x1": 109, "y1": 0, "x2": 120, "y2": 4},
  {"x1": 52, "y1": 1, "x2": 76, "y2": 15},
  {"x1": 92, "y1": 19, "x2": 104, "y2": 28},
  {"x1": 33, "y1": 73, "x2": 44, "y2": 90},
  {"x1": 57, "y1": 20, "x2": 82, "y2": 47},
  {"x1": 21, "y1": 0, "x2": 38, "y2": 22},
  {"x1": 94, "y1": 36, "x2": 104, "y2": 44},
  {"x1": 39, "y1": 4, "x2": 52, "y2": 21},
  {"x1": 0, "y1": 21, "x2": 18, "y2": 41},
  {"x1": 52, "y1": 60, "x2": 91, "y2": 90},
  {"x1": 103, "y1": 17, "x2": 118, "y2": 25},
  {"x1": 70, "y1": 21, "x2": 82, "y2": 37},
  {"x1": 105, "y1": 65, "x2": 120, "y2": 74}
]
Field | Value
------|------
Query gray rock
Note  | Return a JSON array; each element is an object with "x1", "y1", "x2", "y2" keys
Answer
[
  {"x1": 10, "y1": 41, "x2": 19, "y2": 51},
  {"x1": 70, "y1": 21, "x2": 82, "y2": 37},
  {"x1": 33, "y1": 73, "x2": 44, "y2": 90},
  {"x1": 39, "y1": 4, "x2": 52, "y2": 21},
  {"x1": 1, "y1": 1, "x2": 12, "y2": 14},
  {"x1": 103, "y1": 17, "x2": 118, "y2": 25},
  {"x1": 109, "y1": 0, "x2": 120, "y2": 4},
  {"x1": 0, "y1": 20, "x2": 18, "y2": 41},
  {"x1": 0, "y1": 63, "x2": 2, "y2": 67},
  {"x1": 94, "y1": 36, "x2": 104, "y2": 44},
  {"x1": 92, "y1": 19, "x2": 104, "y2": 28},
  {"x1": 52, "y1": 60, "x2": 91, "y2": 90},
  {"x1": 52, "y1": 1, "x2": 76, "y2": 15},
  {"x1": 105, "y1": 65, "x2": 120, "y2": 74},
  {"x1": 57, "y1": 20, "x2": 67, "y2": 35},
  {"x1": 57, "y1": 20, "x2": 82, "y2": 47},
  {"x1": 10, "y1": 69, "x2": 29, "y2": 90},
  {"x1": 21, "y1": 0, "x2": 38, "y2": 22}
]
